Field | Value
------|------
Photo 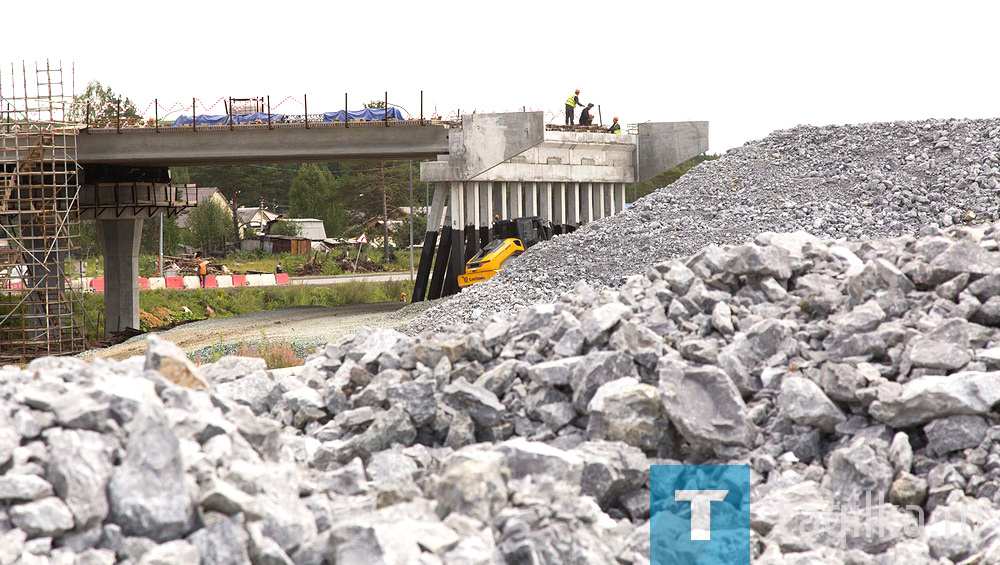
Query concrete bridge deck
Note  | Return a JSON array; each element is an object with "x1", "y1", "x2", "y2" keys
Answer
[{"x1": 76, "y1": 119, "x2": 452, "y2": 166}]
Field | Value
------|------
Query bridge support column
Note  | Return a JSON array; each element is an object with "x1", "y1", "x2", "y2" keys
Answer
[
  {"x1": 555, "y1": 183, "x2": 565, "y2": 225},
  {"x1": 614, "y1": 182, "x2": 626, "y2": 214},
  {"x1": 500, "y1": 182, "x2": 508, "y2": 220},
  {"x1": 571, "y1": 183, "x2": 580, "y2": 228},
  {"x1": 100, "y1": 218, "x2": 143, "y2": 334},
  {"x1": 580, "y1": 183, "x2": 593, "y2": 224},
  {"x1": 412, "y1": 183, "x2": 448, "y2": 302},
  {"x1": 526, "y1": 182, "x2": 537, "y2": 216},
  {"x1": 538, "y1": 182, "x2": 550, "y2": 221}
]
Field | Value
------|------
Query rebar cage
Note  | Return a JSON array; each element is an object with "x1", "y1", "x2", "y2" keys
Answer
[{"x1": 0, "y1": 61, "x2": 86, "y2": 363}]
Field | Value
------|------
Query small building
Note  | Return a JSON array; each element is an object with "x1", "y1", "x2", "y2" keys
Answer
[
  {"x1": 263, "y1": 235, "x2": 312, "y2": 255},
  {"x1": 237, "y1": 206, "x2": 281, "y2": 238}
]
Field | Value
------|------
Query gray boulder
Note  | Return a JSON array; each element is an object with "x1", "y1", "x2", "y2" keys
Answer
[
  {"x1": 659, "y1": 366, "x2": 750, "y2": 454},
  {"x1": 0, "y1": 474, "x2": 54, "y2": 502},
  {"x1": 569, "y1": 440, "x2": 647, "y2": 510},
  {"x1": 187, "y1": 514, "x2": 251, "y2": 565},
  {"x1": 137, "y1": 540, "x2": 201, "y2": 565},
  {"x1": 44, "y1": 428, "x2": 115, "y2": 529},
  {"x1": 443, "y1": 380, "x2": 504, "y2": 427},
  {"x1": 386, "y1": 378, "x2": 437, "y2": 428},
  {"x1": 923, "y1": 414, "x2": 988, "y2": 456},
  {"x1": 569, "y1": 351, "x2": 636, "y2": 412},
  {"x1": 869, "y1": 371, "x2": 1000, "y2": 427},
  {"x1": 586, "y1": 377, "x2": 666, "y2": 453},
  {"x1": 109, "y1": 413, "x2": 196, "y2": 542},
  {"x1": 435, "y1": 451, "x2": 510, "y2": 522},
  {"x1": 9, "y1": 496, "x2": 75, "y2": 537},
  {"x1": 144, "y1": 334, "x2": 209, "y2": 389},
  {"x1": 0, "y1": 409, "x2": 19, "y2": 468},
  {"x1": 779, "y1": 375, "x2": 846, "y2": 433},
  {"x1": 827, "y1": 438, "x2": 894, "y2": 507}
]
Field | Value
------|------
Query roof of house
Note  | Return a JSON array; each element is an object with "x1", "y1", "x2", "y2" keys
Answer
[
  {"x1": 281, "y1": 218, "x2": 327, "y2": 240},
  {"x1": 236, "y1": 207, "x2": 281, "y2": 226},
  {"x1": 187, "y1": 187, "x2": 224, "y2": 203}
]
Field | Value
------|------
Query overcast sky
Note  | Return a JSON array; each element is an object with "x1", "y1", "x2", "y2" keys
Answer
[{"x1": 4, "y1": 1, "x2": 997, "y2": 154}]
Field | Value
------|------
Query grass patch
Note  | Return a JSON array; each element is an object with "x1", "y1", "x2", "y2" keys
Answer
[
  {"x1": 189, "y1": 338, "x2": 310, "y2": 369},
  {"x1": 77, "y1": 279, "x2": 413, "y2": 336}
]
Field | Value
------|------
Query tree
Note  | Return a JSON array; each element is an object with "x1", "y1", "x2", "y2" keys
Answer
[
  {"x1": 268, "y1": 220, "x2": 302, "y2": 237},
  {"x1": 177, "y1": 164, "x2": 296, "y2": 212},
  {"x1": 288, "y1": 163, "x2": 349, "y2": 238},
  {"x1": 69, "y1": 81, "x2": 142, "y2": 125},
  {"x1": 139, "y1": 214, "x2": 182, "y2": 255},
  {"x1": 184, "y1": 199, "x2": 231, "y2": 253},
  {"x1": 331, "y1": 160, "x2": 411, "y2": 262}
]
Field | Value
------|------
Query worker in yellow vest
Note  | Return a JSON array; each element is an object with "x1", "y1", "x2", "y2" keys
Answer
[
  {"x1": 565, "y1": 89, "x2": 584, "y2": 125},
  {"x1": 609, "y1": 117, "x2": 622, "y2": 134}
]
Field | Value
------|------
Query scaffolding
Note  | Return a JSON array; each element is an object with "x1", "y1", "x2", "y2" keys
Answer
[{"x1": 0, "y1": 61, "x2": 86, "y2": 363}]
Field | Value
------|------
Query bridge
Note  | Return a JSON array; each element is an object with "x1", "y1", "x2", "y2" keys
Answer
[{"x1": 0, "y1": 65, "x2": 707, "y2": 361}]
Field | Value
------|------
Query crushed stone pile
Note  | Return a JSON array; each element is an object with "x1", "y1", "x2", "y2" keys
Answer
[
  {"x1": 6, "y1": 221, "x2": 1000, "y2": 563},
  {"x1": 408, "y1": 117, "x2": 1000, "y2": 335}
]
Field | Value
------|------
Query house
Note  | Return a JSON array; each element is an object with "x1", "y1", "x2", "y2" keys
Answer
[
  {"x1": 176, "y1": 187, "x2": 231, "y2": 228},
  {"x1": 237, "y1": 206, "x2": 281, "y2": 238}
]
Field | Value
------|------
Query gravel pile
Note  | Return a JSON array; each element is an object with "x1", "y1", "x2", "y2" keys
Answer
[
  {"x1": 6, "y1": 221, "x2": 1000, "y2": 562},
  {"x1": 407, "y1": 117, "x2": 1000, "y2": 334}
]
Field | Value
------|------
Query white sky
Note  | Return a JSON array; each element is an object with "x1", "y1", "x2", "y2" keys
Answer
[{"x1": 4, "y1": 0, "x2": 998, "y2": 154}]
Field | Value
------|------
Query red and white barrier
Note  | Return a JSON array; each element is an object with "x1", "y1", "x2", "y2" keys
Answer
[{"x1": 84, "y1": 274, "x2": 291, "y2": 293}]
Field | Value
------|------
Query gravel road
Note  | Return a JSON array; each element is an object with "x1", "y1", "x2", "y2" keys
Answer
[{"x1": 81, "y1": 299, "x2": 444, "y2": 362}]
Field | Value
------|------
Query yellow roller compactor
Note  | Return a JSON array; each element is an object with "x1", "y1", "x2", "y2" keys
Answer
[{"x1": 458, "y1": 216, "x2": 554, "y2": 288}]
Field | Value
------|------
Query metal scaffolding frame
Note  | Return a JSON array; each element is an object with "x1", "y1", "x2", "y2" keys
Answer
[{"x1": 0, "y1": 61, "x2": 86, "y2": 362}]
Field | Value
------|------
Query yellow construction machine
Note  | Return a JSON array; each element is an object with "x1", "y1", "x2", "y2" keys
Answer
[{"x1": 458, "y1": 216, "x2": 553, "y2": 288}]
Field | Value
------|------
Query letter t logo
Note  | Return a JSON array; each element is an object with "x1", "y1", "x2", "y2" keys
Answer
[{"x1": 675, "y1": 490, "x2": 729, "y2": 540}]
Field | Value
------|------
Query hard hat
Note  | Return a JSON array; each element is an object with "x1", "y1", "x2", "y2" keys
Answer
[
  {"x1": 575, "y1": 89, "x2": 580, "y2": 94},
  {"x1": 613, "y1": 117, "x2": 619, "y2": 121}
]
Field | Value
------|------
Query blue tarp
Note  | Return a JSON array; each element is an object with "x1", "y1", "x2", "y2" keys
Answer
[
  {"x1": 171, "y1": 112, "x2": 287, "y2": 126},
  {"x1": 322, "y1": 108, "x2": 405, "y2": 122}
]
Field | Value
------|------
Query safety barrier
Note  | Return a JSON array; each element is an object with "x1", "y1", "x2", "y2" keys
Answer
[{"x1": 85, "y1": 274, "x2": 291, "y2": 293}]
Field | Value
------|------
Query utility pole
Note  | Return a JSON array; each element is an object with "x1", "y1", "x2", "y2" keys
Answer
[
  {"x1": 381, "y1": 162, "x2": 390, "y2": 263},
  {"x1": 409, "y1": 160, "x2": 414, "y2": 281},
  {"x1": 231, "y1": 190, "x2": 241, "y2": 246},
  {"x1": 158, "y1": 212, "x2": 163, "y2": 275}
]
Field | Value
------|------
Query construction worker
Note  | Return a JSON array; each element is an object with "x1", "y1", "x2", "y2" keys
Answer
[
  {"x1": 609, "y1": 117, "x2": 622, "y2": 134},
  {"x1": 198, "y1": 258, "x2": 208, "y2": 287},
  {"x1": 565, "y1": 89, "x2": 584, "y2": 125},
  {"x1": 579, "y1": 103, "x2": 595, "y2": 126}
]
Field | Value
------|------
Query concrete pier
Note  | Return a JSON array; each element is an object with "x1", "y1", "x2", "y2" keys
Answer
[{"x1": 99, "y1": 218, "x2": 143, "y2": 334}]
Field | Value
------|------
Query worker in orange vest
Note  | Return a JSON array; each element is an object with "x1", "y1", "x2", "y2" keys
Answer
[{"x1": 198, "y1": 259, "x2": 208, "y2": 287}]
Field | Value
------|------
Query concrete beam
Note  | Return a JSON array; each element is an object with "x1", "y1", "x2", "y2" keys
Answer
[
  {"x1": 99, "y1": 218, "x2": 143, "y2": 334},
  {"x1": 420, "y1": 112, "x2": 546, "y2": 182},
  {"x1": 637, "y1": 121, "x2": 709, "y2": 182},
  {"x1": 76, "y1": 123, "x2": 450, "y2": 167}
]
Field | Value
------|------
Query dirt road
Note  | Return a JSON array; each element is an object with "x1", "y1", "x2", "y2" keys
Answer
[{"x1": 83, "y1": 299, "x2": 441, "y2": 362}]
